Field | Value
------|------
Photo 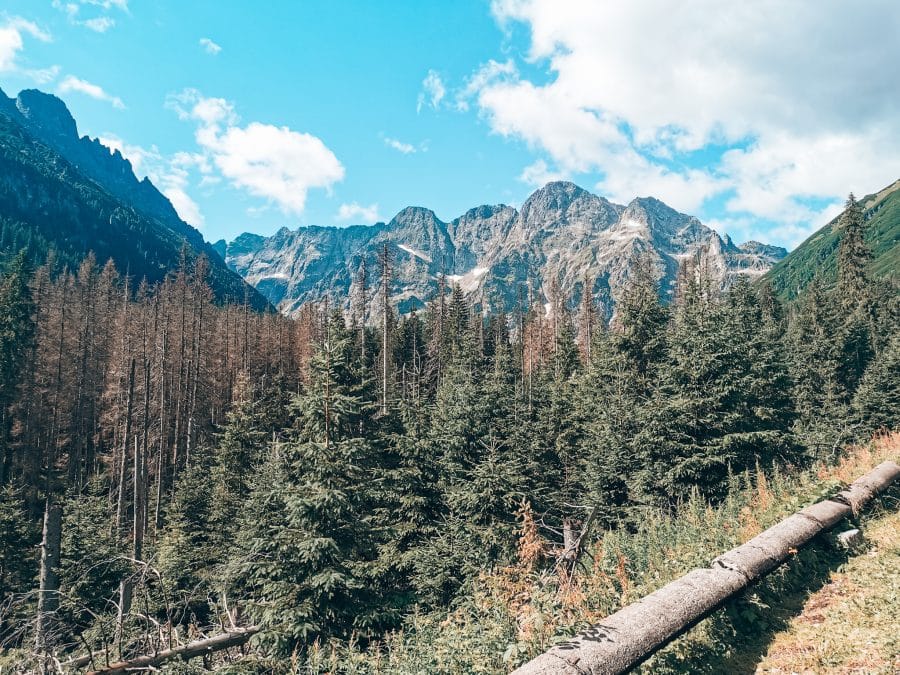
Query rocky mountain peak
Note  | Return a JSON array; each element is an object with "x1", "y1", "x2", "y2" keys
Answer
[
  {"x1": 738, "y1": 240, "x2": 789, "y2": 259},
  {"x1": 0, "y1": 87, "x2": 195, "y2": 242},
  {"x1": 221, "y1": 181, "x2": 786, "y2": 319},
  {"x1": 15, "y1": 89, "x2": 78, "y2": 142},
  {"x1": 389, "y1": 206, "x2": 444, "y2": 229},
  {"x1": 520, "y1": 181, "x2": 605, "y2": 219}
]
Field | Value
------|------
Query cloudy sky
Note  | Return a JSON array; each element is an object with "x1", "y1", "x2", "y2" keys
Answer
[{"x1": 1, "y1": 1, "x2": 898, "y2": 247}]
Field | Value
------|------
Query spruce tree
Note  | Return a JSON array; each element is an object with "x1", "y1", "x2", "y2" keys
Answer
[
  {"x1": 788, "y1": 279, "x2": 850, "y2": 456},
  {"x1": 614, "y1": 255, "x2": 668, "y2": 381},
  {"x1": 637, "y1": 275, "x2": 797, "y2": 504},
  {"x1": 233, "y1": 317, "x2": 384, "y2": 654},
  {"x1": 851, "y1": 334, "x2": 900, "y2": 435},
  {"x1": 0, "y1": 252, "x2": 35, "y2": 484},
  {"x1": 0, "y1": 485, "x2": 37, "y2": 601},
  {"x1": 836, "y1": 193, "x2": 871, "y2": 310},
  {"x1": 59, "y1": 480, "x2": 128, "y2": 630},
  {"x1": 208, "y1": 372, "x2": 270, "y2": 556},
  {"x1": 156, "y1": 445, "x2": 216, "y2": 621}
]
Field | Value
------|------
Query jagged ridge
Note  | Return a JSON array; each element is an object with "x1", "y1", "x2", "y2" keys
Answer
[
  {"x1": 0, "y1": 87, "x2": 270, "y2": 310},
  {"x1": 223, "y1": 181, "x2": 787, "y2": 317}
]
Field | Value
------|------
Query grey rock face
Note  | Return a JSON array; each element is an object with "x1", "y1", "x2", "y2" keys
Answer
[{"x1": 224, "y1": 181, "x2": 788, "y2": 319}]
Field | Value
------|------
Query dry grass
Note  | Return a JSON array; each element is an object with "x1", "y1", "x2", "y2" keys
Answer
[{"x1": 755, "y1": 507, "x2": 900, "y2": 674}]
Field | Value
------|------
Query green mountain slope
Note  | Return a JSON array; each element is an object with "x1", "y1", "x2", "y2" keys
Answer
[
  {"x1": 0, "y1": 92, "x2": 270, "y2": 310},
  {"x1": 765, "y1": 180, "x2": 900, "y2": 299}
]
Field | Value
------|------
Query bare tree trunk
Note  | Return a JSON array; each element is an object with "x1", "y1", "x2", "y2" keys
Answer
[
  {"x1": 378, "y1": 243, "x2": 393, "y2": 415},
  {"x1": 35, "y1": 498, "x2": 62, "y2": 653},
  {"x1": 64, "y1": 626, "x2": 260, "y2": 673},
  {"x1": 115, "y1": 358, "x2": 136, "y2": 534}
]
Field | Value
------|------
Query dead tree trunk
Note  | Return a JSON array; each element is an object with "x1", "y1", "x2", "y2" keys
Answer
[
  {"x1": 115, "y1": 358, "x2": 136, "y2": 534},
  {"x1": 513, "y1": 461, "x2": 900, "y2": 675},
  {"x1": 35, "y1": 498, "x2": 62, "y2": 652},
  {"x1": 63, "y1": 626, "x2": 260, "y2": 674}
]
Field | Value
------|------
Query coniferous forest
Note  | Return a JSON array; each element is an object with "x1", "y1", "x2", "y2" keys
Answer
[{"x1": 0, "y1": 195, "x2": 897, "y2": 673}]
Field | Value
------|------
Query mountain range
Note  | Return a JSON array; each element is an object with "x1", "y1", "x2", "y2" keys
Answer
[
  {"x1": 217, "y1": 181, "x2": 787, "y2": 318},
  {"x1": 2, "y1": 86, "x2": 895, "y2": 319},
  {"x1": 0, "y1": 87, "x2": 269, "y2": 310}
]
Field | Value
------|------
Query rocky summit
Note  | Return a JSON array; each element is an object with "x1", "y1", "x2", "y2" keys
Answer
[{"x1": 221, "y1": 181, "x2": 786, "y2": 319}]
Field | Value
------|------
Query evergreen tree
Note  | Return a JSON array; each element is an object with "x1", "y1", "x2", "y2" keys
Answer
[
  {"x1": 851, "y1": 334, "x2": 900, "y2": 435},
  {"x1": 788, "y1": 279, "x2": 850, "y2": 455},
  {"x1": 233, "y1": 317, "x2": 384, "y2": 655},
  {"x1": 614, "y1": 255, "x2": 668, "y2": 381},
  {"x1": 208, "y1": 372, "x2": 271, "y2": 556},
  {"x1": 0, "y1": 252, "x2": 35, "y2": 484},
  {"x1": 0, "y1": 485, "x2": 36, "y2": 602},
  {"x1": 576, "y1": 329, "x2": 643, "y2": 524},
  {"x1": 637, "y1": 275, "x2": 797, "y2": 504},
  {"x1": 836, "y1": 193, "x2": 871, "y2": 310},
  {"x1": 156, "y1": 445, "x2": 216, "y2": 621},
  {"x1": 58, "y1": 480, "x2": 129, "y2": 629}
]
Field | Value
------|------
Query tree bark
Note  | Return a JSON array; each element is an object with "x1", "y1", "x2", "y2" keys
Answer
[
  {"x1": 513, "y1": 461, "x2": 900, "y2": 675},
  {"x1": 35, "y1": 498, "x2": 62, "y2": 652}
]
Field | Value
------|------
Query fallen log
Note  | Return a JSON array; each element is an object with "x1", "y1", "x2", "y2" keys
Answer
[
  {"x1": 511, "y1": 460, "x2": 900, "y2": 675},
  {"x1": 63, "y1": 626, "x2": 259, "y2": 674}
]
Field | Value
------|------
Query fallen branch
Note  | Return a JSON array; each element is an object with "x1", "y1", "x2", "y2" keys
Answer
[
  {"x1": 512, "y1": 460, "x2": 900, "y2": 675},
  {"x1": 62, "y1": 625, "x2": 259, "y2": 674}
]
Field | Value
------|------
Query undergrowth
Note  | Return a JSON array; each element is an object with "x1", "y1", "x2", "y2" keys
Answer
[
  {"x1": 205, "y1": 433, "x2": 899, "y2": 674},
  {"x1": 284, "y1": 433, "x2": 900, "y2": 674}
]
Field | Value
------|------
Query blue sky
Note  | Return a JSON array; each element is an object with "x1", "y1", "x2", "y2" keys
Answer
[{"x1": 2, "y1": 1, "x2": 899, "y2": 249}]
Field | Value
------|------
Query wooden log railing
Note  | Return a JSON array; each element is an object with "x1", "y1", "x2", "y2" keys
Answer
[{"x1": 512, "y1": 460, "x2": 900, "y2": 675}]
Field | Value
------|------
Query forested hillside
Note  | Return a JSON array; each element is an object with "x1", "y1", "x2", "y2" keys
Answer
[
  {"x1": 0, "y1": 89, "x2": 270, "y2": 311},
  {"x1": 765, "y1": 180, "x2": 900, "y2": 299},
  {"x1": 0, "y1": 195, "x2": 897, "y2": 672}
]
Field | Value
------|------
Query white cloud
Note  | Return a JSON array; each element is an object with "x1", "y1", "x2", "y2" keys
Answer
[
  {"x1": 83, "y1": 0, "x2": 128, "y2": 9},
  {"x1": 168, "y1": 88, "x2": 344, "y2": 215},
  {"x1": 25, "y1": 64, "x2": 61, "y2": 84},
  {"x1": 0, "y1": 17, "x2": 51, "y2": 72},
  {"x1": 456, "y1": 59, "x2": 516, "y2": 111},
  {"x1": 384, "y1": 136, "x2": 416, "y2": 154},
  {"x1": 417, "y1": 69, "x2": 446, "y2": 112},
  {"x1": 213, "y1": 123, "x2": 344, "y2": 213},
  {"x1": 82, "y1": 16, "x2": 115, "y2": 32},
  {"x1": 519, "y1": 159, "x2": 566, "y2": 186},
  {"x1": 199, "y1": 37, "x2": 221, "y2": 55},
  {"x1": 463, "y1": 0, "x2": 900, "y2": 246},
  {"x1": 53, "y1": 0, "x2": 128, "y2": 31},
  {"x1": 58, "y1": 75, "x2": 125, "y2": 109},
  {"x1": 99, "y1": 135, "x2": 206, "y2": 227},
  {"x1": 337, "y1": 202, "x2": 380, "y2": 223}
]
